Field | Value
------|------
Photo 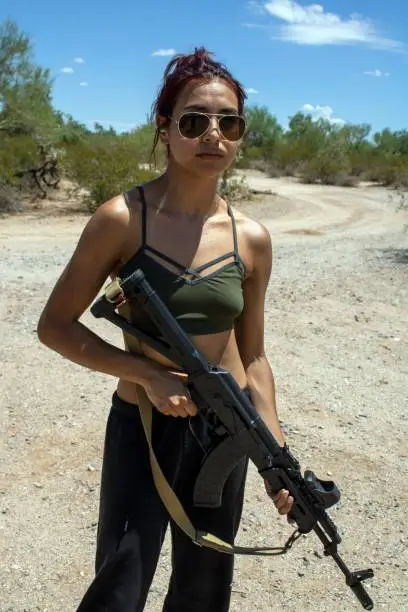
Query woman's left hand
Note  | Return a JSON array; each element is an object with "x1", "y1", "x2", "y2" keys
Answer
[{"x1": 264, "y1": 480, "x2": 294, "y2": 517}]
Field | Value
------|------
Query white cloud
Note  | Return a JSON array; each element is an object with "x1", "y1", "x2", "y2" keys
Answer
[
  {"x1": 61, "y1": 67, "x2": 74, "y2": 73},
  {"x1": 246, "y1": 1, "x2": 405, "y2": 51},
  {"x1": 364, "y1": 69, "x2": 390, "y2": 77},
  {"x1": 79, "y1": 82, "x2": 88, "y2": 87},
  {"x1": 74, "y1": 57, "x2": 85, "y2": 63},
  {"x1": 152, "y1": 48, "x2": 176, "y2": 57},
  {"x1": 246, "y1": 87, "x2": 259, "y2": 94},
  {"x1": 248, "y1": 1, "x2": 266, "y2": 14},
  {"x1": 301, "y1": 103, "x2": 345, "y2": 125}
]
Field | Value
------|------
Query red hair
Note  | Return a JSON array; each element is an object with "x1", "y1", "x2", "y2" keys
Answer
[{"x1": 150, "y1": 46, "x2": 247, "y2": 158}]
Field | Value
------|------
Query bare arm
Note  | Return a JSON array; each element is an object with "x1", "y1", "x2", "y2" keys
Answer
[
  {"x1": 235, "y1": 219, "x2": 294, "y2": 514},
  {"x1": 234, "y1": 221, "x2": 285, "y2": 446},
  {"x1": 37, "y1": 196, "x2": 162, "y2": 385}
]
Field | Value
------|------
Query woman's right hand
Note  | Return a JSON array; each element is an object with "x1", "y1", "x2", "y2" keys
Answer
[{"x1": 141, "y1": 367, "x2": 198, "y2": 418}]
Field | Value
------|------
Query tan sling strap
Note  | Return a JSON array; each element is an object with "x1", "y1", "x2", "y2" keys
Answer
[
  {"x1": 116, "y1": 301, "x2": 299, "y2": 556},
  {"x1": 135, "y1": 382, "x2": 238, "y2": 554},
  {"x1": 134, "y1": 382, "x2": 301, "y2": 556}
]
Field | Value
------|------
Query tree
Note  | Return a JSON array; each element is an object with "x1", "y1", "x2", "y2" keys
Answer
[
  {"x1": 239, "y1": 105, "x2": 283, "y2": 168},
  {"x1": 244, "y1": 105, "x2": 282, "y2": 148},
  {"x1": 0, "y1": 20, "x2": 54, "y2": 134},
  {"x1": 2, "y1": 17, "x2": 407, "y2": 213},
  {"x1": 0, "y1": 20, "x2": 64, "y2": 197}
]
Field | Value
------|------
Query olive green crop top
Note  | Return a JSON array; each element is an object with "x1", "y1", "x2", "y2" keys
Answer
[{"x1": 117, "y1": 186, "x2": 245, "y2": 337}]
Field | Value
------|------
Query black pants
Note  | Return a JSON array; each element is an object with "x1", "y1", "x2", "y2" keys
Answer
[{"x1": 80, "y1": 390, "x2": 249, "y2": 612}]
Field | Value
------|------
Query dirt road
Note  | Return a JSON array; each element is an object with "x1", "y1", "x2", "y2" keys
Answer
[{"x1": 1, "y1": 175, "x2": 407, "y2": 611}]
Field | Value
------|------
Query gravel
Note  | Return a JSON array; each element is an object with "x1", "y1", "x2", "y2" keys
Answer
[{"x1": 1, "y1": 179, "x2": 407, "y2": 611}]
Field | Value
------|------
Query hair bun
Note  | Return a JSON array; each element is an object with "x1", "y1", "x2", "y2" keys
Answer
[{"x1": 192, "y1": 46, "x2": 213, "y2": 65}]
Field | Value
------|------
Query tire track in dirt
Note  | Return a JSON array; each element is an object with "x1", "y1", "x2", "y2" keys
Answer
[{"x1": 239, "y1": 172, "x2": 401, "y2": 240}]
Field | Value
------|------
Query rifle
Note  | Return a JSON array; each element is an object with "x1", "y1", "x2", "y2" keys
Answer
[{"x1": 90, "y1": 269, "x2": 374, "y2": 610}]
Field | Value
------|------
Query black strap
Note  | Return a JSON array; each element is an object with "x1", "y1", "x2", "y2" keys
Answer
[
  {"x1": 227, "y1": 204, "x2": 239, "y2": 260},
  {"x1": 192, "y1": 252, "x2": 235, "y2": 273},
  {"x1": 127, "y1": 189, "x2": 239, "y2": 276},
  {"x1": 137, "y1": 185, "x2": 148, "y2": 247},
  {"x1": 145, "y1": 244, "x2": 202, "y2": 278}
]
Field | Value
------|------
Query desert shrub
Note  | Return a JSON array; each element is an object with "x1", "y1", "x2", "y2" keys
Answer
[
  {"x1": 3, "y1": 17, "x2": 408, "y2": 220},
  {"x1": 64, "y1": 136, "x2": 158, "y2": 212},
  {"x1": 219, "y1": 170, "x2": 252, "y2": 201},
  {"x1": 0, "y1": 184, "x2": 22, "y2": 213},
  {"x1": 299, "y1": 138, "x2": 353, "y2": 186},
  {"x1": 364, "y1": 156, "x2": 408, "y2": 189}
]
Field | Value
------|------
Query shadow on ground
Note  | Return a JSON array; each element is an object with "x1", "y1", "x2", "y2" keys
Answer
[{"x1": 380, "y1": 247, "x2": 408, "y2": 264}]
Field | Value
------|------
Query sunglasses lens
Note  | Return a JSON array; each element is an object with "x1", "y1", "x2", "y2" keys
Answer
[
  {"x1": 219, "y1": 115, "x2": 246, "y2": 141},
  {"x1": 178, "y1": 113, "x2": 210, "y2": 138},
  {"x1": 177, "y1": 113, "x2": 246, "y2": 141}
]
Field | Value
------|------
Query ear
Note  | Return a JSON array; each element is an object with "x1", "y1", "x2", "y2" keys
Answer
[{"x1": 156, "y1": 115, "x2": 169, "y2": 144}]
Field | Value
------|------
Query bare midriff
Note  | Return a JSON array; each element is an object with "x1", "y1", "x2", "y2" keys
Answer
[{"x1": 116, "y1": 327, "x2": 248, "y2": 404}]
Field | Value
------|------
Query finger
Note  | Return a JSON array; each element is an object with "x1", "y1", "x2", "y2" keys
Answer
[
  {"x1": 269, "y1": 489, "x2": 281, "y2": 502},
  {"x1": 185, "y1": 400, "x2": 198, "y2": 416},
  {"x1": 159, "y1": 405, "x2": 179, "y2": 417},
  {"x1": 270, "y1": 489, "x2": 286, "y2": 502},
  {"x1": 169, "y1": 396, "x2": 189, "y2": 418},
  {"x1": 177, "y1": 393, "x2": 198, "y2": 417},
  {"x1": 288, "y1": 495, "x2": 294, "y2": 509},
  {"x1": 160, "y1": 409, "x2": 178, "y2": 417},
  {"x1": 278, "y1": 495, "x2": 294, "y2": 515},
  {"x1": 274, "y1": 490, "x2": 290, "y2": 511},
  {"x1": 279, "y1": 504, "x2": 291, "y2": 515},
  {"x1": 157, "y1": 399, "x2": 180, "y2": 417}
]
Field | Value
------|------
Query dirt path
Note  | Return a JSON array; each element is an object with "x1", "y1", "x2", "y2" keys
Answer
[
  {"x1": 237, "y1": 170, "x2": 402, "y2": 237},
  {"x1": 1, "y1": 175, "x2": 407, "y2": 611}
]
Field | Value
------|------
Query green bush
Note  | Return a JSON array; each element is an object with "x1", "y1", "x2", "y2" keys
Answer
[
  {"x1": 300, "y1": 155, "x2": 354, "y2": 186},
  {"x1": 0, "y1": 183, "x2": 22, "y2": 213},
  {"x1": 0, "y1": 134, "x2": 40, "y2": 184},
  {"x1": 2, "y1": 17, "x2": 408, "y2": 219},
  {"x1": 364, "y1": 155, "x2": 408, "y2": 189},
  {"x1": 64, "y1": 136, "x2": 158, "y2": 212},
  {"x1": 219, "y1": 168, "x2": 252, "y2": 201}
]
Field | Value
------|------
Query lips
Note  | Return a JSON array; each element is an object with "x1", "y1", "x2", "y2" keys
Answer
[{"x1": 196, "y1": 152, "x2": 224, "y2": 158}]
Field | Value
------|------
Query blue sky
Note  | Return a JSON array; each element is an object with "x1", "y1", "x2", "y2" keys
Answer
[{"x1": 1, "y1": 0, "x2": 406, "y2": 134}]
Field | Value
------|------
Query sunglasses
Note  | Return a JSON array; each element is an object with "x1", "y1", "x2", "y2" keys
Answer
[{"x1": 170, "y1": 112, "x2": 246, "y2": 142}]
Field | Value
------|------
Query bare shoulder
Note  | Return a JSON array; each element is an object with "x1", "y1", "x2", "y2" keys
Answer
[
  {"x1": 62, "y1": 191, "x2": 135, "y2": 285},
  {"x1": 83, "y1": 192, "x2": 131, "y2": 237},
  {"x1": 76, "y1": 188, "x2": 142, "y2": 263},
  {"x1": 229, "y1": 204, "x2": 272, "y2": 261}
]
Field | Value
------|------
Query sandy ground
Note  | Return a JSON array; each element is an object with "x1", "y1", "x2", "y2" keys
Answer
[{"x1": 1, "y1": 173, "x2": 407, "y2": 611}]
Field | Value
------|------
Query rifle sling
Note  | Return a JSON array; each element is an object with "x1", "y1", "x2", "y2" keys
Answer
[{"x1": 122, "y1": 321, "x2": 299, "y2": 556}]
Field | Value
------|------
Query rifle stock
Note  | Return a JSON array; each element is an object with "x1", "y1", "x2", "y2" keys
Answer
[{"x1": 91, "y1": 269, "x2": 374, "y2": 610}]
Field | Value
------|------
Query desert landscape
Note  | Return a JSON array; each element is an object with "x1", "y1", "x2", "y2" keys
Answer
[{"x1": 1, "y1": 171, "x2": 407, "y2": 611}]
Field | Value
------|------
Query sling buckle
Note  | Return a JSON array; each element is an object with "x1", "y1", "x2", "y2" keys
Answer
[{"x1": 104, "y1": 279, "x2": 126, "y2": 307}]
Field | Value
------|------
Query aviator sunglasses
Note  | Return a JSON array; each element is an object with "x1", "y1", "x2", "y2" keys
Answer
[{"x1": 170, "y1": 111, "x2": 246, "y2": 142}]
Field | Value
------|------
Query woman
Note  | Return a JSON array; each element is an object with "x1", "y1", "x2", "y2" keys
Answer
[{"x1": 37, "y1": 47, "x2": 294, "y2": 611}]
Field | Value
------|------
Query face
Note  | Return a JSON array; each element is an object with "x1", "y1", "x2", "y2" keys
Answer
[{"x1": 158, "y1": 78, "x2": 243, "y2": 177}]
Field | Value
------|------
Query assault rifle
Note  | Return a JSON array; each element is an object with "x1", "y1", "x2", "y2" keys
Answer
[{"x1": 90, "y1": 269, "x2": 374, "y2": 610}]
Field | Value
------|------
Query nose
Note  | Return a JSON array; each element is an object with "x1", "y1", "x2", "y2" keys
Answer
[{"x1": 202, "y1": 116, "x2": 221, "y2": 142}]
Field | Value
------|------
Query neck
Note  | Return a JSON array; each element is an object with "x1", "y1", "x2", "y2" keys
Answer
[{"x1": 156, "y1": 160, "x2": 221, "y2": 218}]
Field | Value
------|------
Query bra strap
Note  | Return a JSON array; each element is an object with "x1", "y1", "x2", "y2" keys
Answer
[
  {"x1": 227, "y1": 204, "x2": 239, "y2": 260},
  {"x1": 137, "y1": 185, "x2": 148, "y2": 247}
]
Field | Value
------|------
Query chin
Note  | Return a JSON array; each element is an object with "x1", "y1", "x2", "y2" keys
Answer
[
  {"x1": 171, "y1": 154, "x2": 232, "y2": 179},
  {"x1": 192, "y1": 157, "x2": 231, "y2": 178}
]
